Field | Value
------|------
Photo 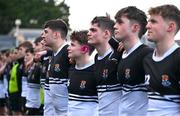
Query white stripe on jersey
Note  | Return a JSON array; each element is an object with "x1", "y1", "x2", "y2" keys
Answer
[
  {"x1": 69, "y1": 93, "x2": 98, "y2": 102},
  {"x1": 40, "y1": 78, "x2": 45, "y2": 87},
  {"x1": 122, "y1": 83, "x2": 147, "y2": 92},
  {"x1": 97, "y1": 83, "x2": 122, "y2": 92},
  {"x1": 49, "y1": 77, "x2": 68, "y2": 85},
  {"x1": 148, "y1": 92, "x2": 180, "y2": 103},
  {"x1": 44, "y1": 83, "x2": 50, "y2": 90}
]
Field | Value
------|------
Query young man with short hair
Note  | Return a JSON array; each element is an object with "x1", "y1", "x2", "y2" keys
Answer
[
  {"x1": 114, "y1": 6, "x2": 153, "y2": 115},
  {"x1": 41, "y1": 19, "x2": 70, "y2": 116},
  {"x1": 88, "y1": 16, "x2": 122, "y2": 116},
  {"x1": 67, "y1": 30, "x2": 98, "y2": 116},
  {"x1": 144, "y1": 4, "x2": 180, "y2": 115}
]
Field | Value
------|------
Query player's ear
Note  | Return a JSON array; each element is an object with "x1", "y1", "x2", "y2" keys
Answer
[
  {"x1": 132, "y1": 23, "x2": 140, "y2": 33},
  {"x1": 53, "y1": 31, "x2": 61, "y2": 39},
  {"x1": 80, "y1": 45, "x2": 89, "y2": 54},
  {"x1": 104, "y1": 30, "x2": 111, "y2": 39},
  {"x1": 167, "y1": 21, "x2": 176, "y2": 33}
]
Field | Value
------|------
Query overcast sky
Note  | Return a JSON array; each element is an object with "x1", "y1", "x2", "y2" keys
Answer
[{"x1": 64, "y1": 0, "x2": 180, "y2": 39}]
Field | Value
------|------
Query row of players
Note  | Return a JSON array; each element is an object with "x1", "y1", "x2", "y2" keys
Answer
[{"x1": 0, "y1": 4, "x2": 179, "y2": 116}]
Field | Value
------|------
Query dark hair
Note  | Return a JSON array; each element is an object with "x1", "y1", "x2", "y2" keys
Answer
[
  {"x1": 115, "y1": 6, "x2": 147, "y2": 38},
  {"x1": 70, "y1": 30, "x2": 95, "y2": 55},
  {"x1": 34, "y1": 36, "x2": 43, "y2": 45},
  {"x1": 148, "y1": 4, "x2": 180, "y2": 33},
  {"x1": 91, "y1": 16, "x2": 115, "y2": 36},
  {"x1": 43, "y1": 19, "x2": 68, "y2": 39},
  {"x1": 25, "y1": 47, "x2": 34, "y2": 54},
  {"x1": 18, "y1": 41, "x2": 33, "y2": 50}
]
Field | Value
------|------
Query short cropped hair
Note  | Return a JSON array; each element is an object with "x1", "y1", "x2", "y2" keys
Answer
[
  {"x1": 43, "y1": 19, "x2": 68, "y2": 39},
  {"x1": 70, "y1": 30, "x2": 95, "y2": 55},
  {"x1": 25, "y1": 47, "x2": 34, "y2": 54},
  {"x1": 115, "y1": 6, "x2": 147, "y2": 38},
  {"x1": 34, "y1": 36, "x2": 43, "y2": 45},
  {"x1": 148, "y1": 4, "x2": 180, "y2": 33},
  {"x1": 18, "y1": 41, "x2": 33, "y2": 50},
  {"x1": 91, "y1": 16, "x2": 115, "y2": 36}
]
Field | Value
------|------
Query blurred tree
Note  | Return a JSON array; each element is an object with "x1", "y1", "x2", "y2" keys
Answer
[{"x1": 0, "y1": 0, "x2": 70, "y2": 34}]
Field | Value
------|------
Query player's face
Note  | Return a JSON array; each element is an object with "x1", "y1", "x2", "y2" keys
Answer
[
  {"x1": 11, "y1": 49, "x2": 19, "y2": 61},
  {"x1": 24, "y1": 52, "x2": 34, "y2": 63},
  {"x1": 146, "y1": 15, "x2": 168, "y2": 42},
  {"x1": 18, "y1": 46, "x2": 26, "y2": 58},
  {"x1": 67, "y1": 40, "x2": 82, "y2": 59},
  {"x1": 34, "y1": 42, "x2": 43, "y2": 52},
  {"x1": 41, "y1": 27, "x2": 55, "y2": 48},
  {"x1": 87, "y1": 23, "x2": 106, "y2": 46},
  {"x1": 114, "y1": 17, "x2": 132, "y2": 42}
]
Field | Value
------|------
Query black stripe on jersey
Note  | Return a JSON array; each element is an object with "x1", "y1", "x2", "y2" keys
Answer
[
  {"x1": 44, "y1": 83, "x2": 50, "y2": 90},
  {"x1": 121, "y1": 84, "x2": 148, "y2": 92},
  {"x1": 69, "y1": 93, "x2": 98, "y2": 103},
  {"x1": 40, "y1": 78, "x2": 45, "y2": 86},
  {"x1": 148, "y1": 92, "x2": 180, "y2": 103},
  {"x1": 97, "y1": 84, "x2": 122, "y2": 92},
  {"x1": 49, "y1": 77, "x2": 68, "y2": 85}
]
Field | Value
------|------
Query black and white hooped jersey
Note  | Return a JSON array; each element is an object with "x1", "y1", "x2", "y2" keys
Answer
[
  {"x1": 143, "y1": 47, "x2": 180, "y2": 104},
  {"x1": 94, "y1": 48, "x2": 121, "y2": 93},
  {"x1": 27, "y1": 63, "x2": 41, "y2": 88},
  {"x1": 26, "y1": 63, "x2": 41, "y2": 108},
  {"x1": 48, "y1": 44, "x2": 70, "y2": 85},
  {"x1": 68, "y1": 63, "x2": 98, "y2": 103},
  {"x1": 117, "y1": 44, "x2": 153, "y2": 92},
  {"x1": 40, "y1": 50, "x2": 52, "y2": 90}
]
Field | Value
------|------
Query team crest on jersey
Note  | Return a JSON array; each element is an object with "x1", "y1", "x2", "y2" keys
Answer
[
  {"x1": 54, "y1": 64, "x2": 60, "y2": 72},
  {"x1": 102, "y1": 69, "x2": 108, "y2": 79},
  {"x1": 125, "y1": 68, "x2": 130, "y2": 79},
  {"x1": 80, "y1": 80, "x2": 86, "y2": 89},
  {"x1": 161, "y1": 74, "x2": 171, "y2": 87}
]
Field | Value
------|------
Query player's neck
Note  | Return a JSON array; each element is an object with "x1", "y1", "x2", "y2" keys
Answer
[
  {"x1": 96, "y1": 42, "x2": 111, "y2": 57},
  {"x1": 123, "y1": 36, "x2": 139, "y2": 53},
  {"x1": 75, "y1": 55, "x2": 91, "y2": 68},
  {"x1": 155, "y1": 38, "x2": 175, "y2": 57},
  {"x1": 53, "y1": 40, "x2": 65, "y2": 53}
]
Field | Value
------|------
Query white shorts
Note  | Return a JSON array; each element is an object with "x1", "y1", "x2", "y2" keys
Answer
[
  {"x1": 26, "y1": 85, "x2": 40, "y2": 108},
  {"x1": 49, "y1": 84, "x2": 68, "y2": 116},
  {"x1": 147, "y1": 99, "x2": 180, "y2": 116},
  {"x1": 68, "y1": 101, "x2": 98, "y2": 116},
  {"x1": 98, "y1": 91, "x2": 122, "y2": 116},
  {"x1": 119, "y1": 91, "x2": 148, "y2": 116}
]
